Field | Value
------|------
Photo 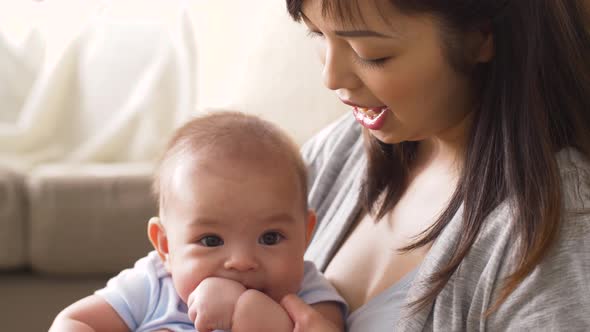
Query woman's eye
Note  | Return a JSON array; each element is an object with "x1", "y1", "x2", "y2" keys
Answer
[
  {"x1": 355, "y1": 56, "x2": 390, "y2": 69},
  {"x1": 259, "y1": 232, "x2": 284, "y2": 245},
  {"x1": 199, "y1": 235, "x2": 224, "y2": 247},
  {"x1": 306, "y1": 29, "x2": 324, "y2": 39}
]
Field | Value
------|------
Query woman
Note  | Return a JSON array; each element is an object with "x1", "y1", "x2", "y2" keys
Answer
[{"x1": 280, "y1": 0, "x2": 590, "y2": 330}]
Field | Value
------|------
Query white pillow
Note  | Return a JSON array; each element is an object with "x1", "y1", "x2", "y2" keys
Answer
[{"x1": 0, "y1": 11, "x2": 196, "y2": 170}]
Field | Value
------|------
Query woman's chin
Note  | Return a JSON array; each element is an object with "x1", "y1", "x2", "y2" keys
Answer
[{"x1": 368, "y1": 130, "x2": 402, "y2": 145}]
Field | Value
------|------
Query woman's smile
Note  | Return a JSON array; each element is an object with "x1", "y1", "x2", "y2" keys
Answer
[
  {"x1": 352, "y1": 106, "x2": 389, "y2": 130},
  {"x1": 339, "y1": 98, "x2": 390, "y2": 130}
]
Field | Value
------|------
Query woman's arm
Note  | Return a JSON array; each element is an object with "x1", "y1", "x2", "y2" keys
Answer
[{"x1": 49, "y1": 295, "x2": 129, "y2": 332}]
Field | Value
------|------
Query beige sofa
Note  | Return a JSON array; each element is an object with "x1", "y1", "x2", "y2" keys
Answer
[
  {"x1": 0, "y1": 2, "x2": 347, "y2": 331},
  {"x1": 0, "y1": 164, "x2": 155, "y2": 331}
]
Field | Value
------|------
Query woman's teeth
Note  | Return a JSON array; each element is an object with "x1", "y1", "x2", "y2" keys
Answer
[
  {"x1": 352, "y1": 105, "x2": 389, "y2": 129},
  {"x1": 357, "y1": 107, "x2": 384, "y2": 119}
]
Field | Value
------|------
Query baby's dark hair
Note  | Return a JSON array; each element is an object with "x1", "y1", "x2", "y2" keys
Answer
[{"x1": 153, "y1": 111, "x2": 309, "y2": 215}]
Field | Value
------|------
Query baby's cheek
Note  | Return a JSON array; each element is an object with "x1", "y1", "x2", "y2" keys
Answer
[
  {"x1": 268, "y1": 261, "x2": 305, "y2": 302},
  {"x1": 172, "y1": 263, "x2": 208, "y2": 303},
  {"x1": 172, "y1": 274, "x2": 197, "y2": 303}
]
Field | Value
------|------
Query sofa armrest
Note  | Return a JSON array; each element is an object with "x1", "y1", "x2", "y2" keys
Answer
[
  {"x1": 29, "y1": 163, "x2": 156, "y2": 275},
  {"x1": 0, "y1": 167, "x2": 28, "y2": 269}
]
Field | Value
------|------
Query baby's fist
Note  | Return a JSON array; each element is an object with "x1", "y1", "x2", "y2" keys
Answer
[{"x1": 187, "y1": 277, "x2": 246, "y2": 331}]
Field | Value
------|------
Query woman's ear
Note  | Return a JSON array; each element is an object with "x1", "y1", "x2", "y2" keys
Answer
[
  {"x1": 467, "y1": 23, "x2": 495, "y2": 63},
  {"x1": 147, "y1": 217, "x2": 169, "y2": 266},
  {"x1": 305, "y1": 210, "x2": 317, "y2": 246}
]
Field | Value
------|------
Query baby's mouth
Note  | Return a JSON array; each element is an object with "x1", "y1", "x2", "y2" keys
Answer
[{"x1": 243, "y1": 283, "x2": 264, "y2": 293}]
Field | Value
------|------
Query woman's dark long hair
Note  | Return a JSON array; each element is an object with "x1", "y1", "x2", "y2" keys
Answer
[{"x1": 287, "y1": 0, "x2": 590, "y2": 314}]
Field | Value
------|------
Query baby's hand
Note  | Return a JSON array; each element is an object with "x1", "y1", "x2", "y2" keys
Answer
[
  {"x1": 233, "y1": 289, "x2": 294, "y2": 332},
  {"x1": 187, "y1": 277, "x2": 246, "y2": 332}
]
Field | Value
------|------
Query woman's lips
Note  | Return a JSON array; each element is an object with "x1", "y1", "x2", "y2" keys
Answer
[
  {"x1": 352, "y1": 106, "x2": 389, "y2": 130},
  {"x1": 340, "y1": 99, "x2": 389, "y2": 130}
]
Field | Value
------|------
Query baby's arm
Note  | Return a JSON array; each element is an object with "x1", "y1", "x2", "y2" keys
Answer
[{"x1": 49, "y1": 295, "x2": 129, "y2": 332}]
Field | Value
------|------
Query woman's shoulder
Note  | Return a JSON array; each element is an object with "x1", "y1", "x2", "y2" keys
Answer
[
  {"x1": 478, "y1": 148, "x2": 590, "y2": 250},
  {"x1": 482, "y1": 149, "x2": 590, "y2": 328},
  {"x1": 556, "y1": 147, "x2": 590, "y2": 211},
  {"x1": 400, "y1": 149, "x2": 590, "y2": 330},
  {"x1": 480, "y1": 148, "x2": 590, "y2": 233},
  {"x1": 476, "y1": 148, "x2": 590, "y2": 326}
]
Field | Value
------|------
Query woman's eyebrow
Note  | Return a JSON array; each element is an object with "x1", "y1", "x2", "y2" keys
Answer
[
  {"x1": 334, "y1": 29, "x2": 393, "y2": 38},
  {"x1": 301, "y1": 12, "x2": 397, "y2": 39}
]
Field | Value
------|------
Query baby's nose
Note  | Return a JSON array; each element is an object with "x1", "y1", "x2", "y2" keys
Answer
[{"x1": 223, "y1": 250, "x2": 259, "y2": 272}]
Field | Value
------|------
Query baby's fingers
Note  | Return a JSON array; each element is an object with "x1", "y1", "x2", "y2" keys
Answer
[
  {"x1": 187, "y1": 300, "x2": 197, "y2": 323},
  {"x1": 194, "y1": 315, "x2": 231, "y2": 332}
]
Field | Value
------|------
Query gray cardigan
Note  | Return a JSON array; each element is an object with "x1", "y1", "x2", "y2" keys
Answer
[{"x1": 302, "y1": 114, "x2": 590, "y2": 331}]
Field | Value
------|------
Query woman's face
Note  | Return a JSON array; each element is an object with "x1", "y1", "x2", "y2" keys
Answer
[{"x1": 301, "y1": 0, "x2": 478, "y2": 144}]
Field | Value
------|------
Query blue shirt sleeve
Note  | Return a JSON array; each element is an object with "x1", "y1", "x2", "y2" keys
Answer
[
  {"x1": 298, "y1": 260, "x2": 349, "y2": 317},
  {"x1": 94, "y1": 252, "x2": 161, "y2": 330}
]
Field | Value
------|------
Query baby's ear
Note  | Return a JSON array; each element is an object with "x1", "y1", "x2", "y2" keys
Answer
[
  {"x1": 305, "y1": 210, "x2": 317, "y2": 246},
  {"x1": 147, "y1": 217, "x2": 170, "y2": 268}
]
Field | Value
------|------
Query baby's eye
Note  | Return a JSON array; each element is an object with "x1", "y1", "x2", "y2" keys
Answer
[
  {"x1": 258, "y1": 232, "x2": 284, "y2": 246},
  {"x1": 199, "y1": 235, "x2": 224, "y2": 247}
]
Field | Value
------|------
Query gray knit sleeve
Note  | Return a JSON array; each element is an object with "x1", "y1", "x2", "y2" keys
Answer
[{"x1": 486, "y1": 150, "x2": 590, "y2": 331}]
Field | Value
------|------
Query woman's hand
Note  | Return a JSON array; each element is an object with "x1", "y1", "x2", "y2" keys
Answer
[{"x1": 280, "y1": 294, "x2": 342, "y2": 332}]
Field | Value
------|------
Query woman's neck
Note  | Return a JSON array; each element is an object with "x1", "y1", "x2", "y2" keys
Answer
[{"x1": 414, "y1": 111, "x2": 473, "y2": 177}]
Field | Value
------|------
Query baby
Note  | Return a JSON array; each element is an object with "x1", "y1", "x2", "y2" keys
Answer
[{"x1": 50, "y1": 112, "x2": 346, "y2": 332}]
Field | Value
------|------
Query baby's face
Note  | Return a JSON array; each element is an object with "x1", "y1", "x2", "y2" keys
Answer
[{"x1": 160, "y1": 154, "x2": 311, "y2": 304}]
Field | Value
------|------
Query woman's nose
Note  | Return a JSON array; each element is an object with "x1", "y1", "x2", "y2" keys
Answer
[
  {"x1": 321, "y1": 44, "x2": 359, "y2": 91},
  {"x1": 223, "y1": 249, "x2": 259, "y2": 272}
]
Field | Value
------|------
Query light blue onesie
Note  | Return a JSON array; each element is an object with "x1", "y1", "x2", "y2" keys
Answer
[{"x1": 96, "y1": 251, "x2": 347, "y2": 332}]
